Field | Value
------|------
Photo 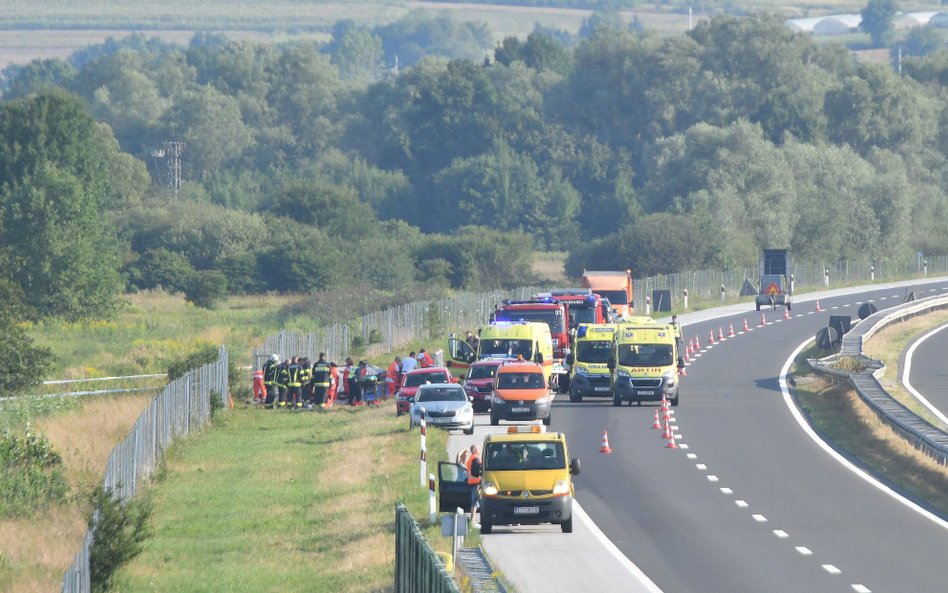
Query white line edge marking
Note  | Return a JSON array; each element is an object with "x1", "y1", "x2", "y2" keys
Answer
[
  {"x1": 781, "y1": 339, "x2": 948, "y2": 531},
  {"x1": 901, "y1": 323, "x2": 948, "y2": 426},
  {"x1": 573, "y1": 502, "x2": 664, "y2": 593}
]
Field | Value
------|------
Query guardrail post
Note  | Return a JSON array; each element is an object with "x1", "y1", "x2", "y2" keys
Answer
[
  {"x1": 419, "y1": 410, "x2": 427, "y2": 488},
  {"x1": 682, "y1": 288, "x2": 688, "y2": 310}
]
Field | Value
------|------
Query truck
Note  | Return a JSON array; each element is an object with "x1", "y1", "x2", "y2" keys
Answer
[
  {"x1": 491, "y1": 298, "x2": 570, "y2": 390},
  {"x1": 755, "y1": 249, "x2": 793, "y2": 312},
  {"x1": 581, "y1": 270, "x2": 634, "y2": 318}
]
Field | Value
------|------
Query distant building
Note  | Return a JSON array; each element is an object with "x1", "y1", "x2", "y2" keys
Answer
[{"x1": 786, "y1": 12, "x2": 940, "y2": 36}]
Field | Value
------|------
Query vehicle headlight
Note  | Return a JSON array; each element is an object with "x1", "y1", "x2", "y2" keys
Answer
[
  {"x1": 663, "y1": 370, "x2": 677, "y2": 387},
  {"x1": 481, "y1": 481, "x2": 498, "y2": 496},
  {"x1": 458, "y1": 406, "x2": 473, "y2": 417},
  {"x1": 491, "y1": 394, "x2": 504, "y2": 404},
  {"x1": 552, "y1": 479, "x2": 570, "y2": 496}
]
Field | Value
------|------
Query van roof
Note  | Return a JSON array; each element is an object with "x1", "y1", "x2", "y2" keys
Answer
[
  {"x1": 485, "y1": 431, "x2": 567, "y2": 444},
  {"x1": 497, "y1": 360, "x2": 544, "y2": 372}
]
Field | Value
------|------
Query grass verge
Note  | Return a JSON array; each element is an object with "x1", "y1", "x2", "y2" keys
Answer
[
  {"x1": 791, "y1": 346, "x2": 948, "y2": 518},
  {"x1": 110, "y1": 399, "x2": 464, "y2": 593}
]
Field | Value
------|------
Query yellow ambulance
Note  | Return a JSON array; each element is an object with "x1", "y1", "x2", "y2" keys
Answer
[
  {"x1": 567, "y1": 323, "x2": 615, "y2": 402},
  {"x1": 608, "y1": 323, "x2": 684, "y2": 406}
]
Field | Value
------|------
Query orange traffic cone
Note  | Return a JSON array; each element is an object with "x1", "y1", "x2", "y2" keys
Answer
[
  {"x1": 695, "y1": 335, "x2": 700, "y2": 349},
  {"x1": 815, "y1": 300, "x2": 822, "y2": 312},
  {"x1": 661, "y1": 418, "x2": 673, "y2": 439},
  {"x1": 743, "y1": 318, "x2": 749, "y2": 331},
  {"x1": 728, "y1": 323, "x2": 735, "y2": 337},
  {"x1": 783, "y1": 308, "x2": 791, "y2": 320},
  {"x1": 684, "y1": 349, "x2": 691, "y2": 363},
  {"x1": 661, "y1": 393, "x2": 668, "y2": 412},
  {"x1": 708, "y1": 329, "x2": 715, "y2": 345},
  {"x1": 665, "y1": 429, "x2": 678, "y2": 449},
  {"x1": 600, "y1": 430, "x2": 613, "y2": 454},
  {"x1": 718, "y1": 326, "x2": 725, "y2": 341},
  {"x1": 759, "y1": 313, "x2": 766, "y2": 327},
  {"x1": 651, "y1": 409, "x2": 661, "y2": 429}
]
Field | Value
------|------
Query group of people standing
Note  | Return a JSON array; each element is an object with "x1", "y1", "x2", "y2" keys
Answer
[
  {"x1": 252, "y1": 348, "x2": 440, "y2": 409},
  {"x1": 253, "y1": 353, "x2": 378, "y2": 409}
]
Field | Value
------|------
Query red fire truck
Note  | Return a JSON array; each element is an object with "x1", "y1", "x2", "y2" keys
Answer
[{"x1": 491, "y1": 298, "x2": 569, "y2": 390}]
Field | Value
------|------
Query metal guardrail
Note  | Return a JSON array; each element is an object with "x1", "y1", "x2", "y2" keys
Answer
[
  {"x1": 60, "y1": 347, "x2": 229, "y2": 593},
  {"x1": 807, "y1": 294, "x2": 948, "y2": 466},
  {"x1": 394, "y1": 503, "x2": 462, "y2": 593}
]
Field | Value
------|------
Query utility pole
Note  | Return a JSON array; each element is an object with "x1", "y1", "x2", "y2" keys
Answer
[{"x1": 151, "y1": 140, "x2": 185, "y2": 196}]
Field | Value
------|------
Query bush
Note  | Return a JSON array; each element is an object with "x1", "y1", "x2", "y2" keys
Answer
[
  {"x1": 0, "y1": 427, "x2": 68, "y2": 518},
  {"x1": 167, "y1": 343, "x2": 220, "y2": 381},
  {"x1": 184, "y1": 269, "x2": 228, "y2": 309},
  {"x1": 89, "y1": 485, "x2": 151, "y2": 593}
]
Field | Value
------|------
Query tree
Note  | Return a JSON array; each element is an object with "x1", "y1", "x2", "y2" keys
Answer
[
  {"x1": 3, "y1": 58, "x2": 76, "y2": 99},
  {"x1": 902, "y1": 26, "x2": 942, "y2": 58},
  {"x1": 330, "y1": 26, "x2": 384, "y2": 84},
  {"x1": 0, "y1": 280, "x2": 52, "y2": 393},
  {"x1": 0, "y1": 92, "x2": 123, "y2": 320},
  {"x1": 861, "y1": 0, "x2": 899, "y2": 48}
]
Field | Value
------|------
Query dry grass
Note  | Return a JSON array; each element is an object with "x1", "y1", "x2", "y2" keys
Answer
[
  {"x1": 532, "y1": 251, "x2": 567, "y2": 284},
  {"x1": 0, "y1": 394, "x2": 154, "y2": 593},
  {"x1": 863, "y1": 309, "x2": 948, "y2": 432},
  {"x1": 793, "y1": 360, "x2": 948, "y2": 517}
]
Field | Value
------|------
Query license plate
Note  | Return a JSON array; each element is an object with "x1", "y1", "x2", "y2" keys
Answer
[
  {"x1": 513, "y1": 506, "x2": 539, "y2": 515},
  {"x1": 511, "y1": 406, "x2": 531, "y2": 413},
  {"x1": 431, "y1": 417, "x2": 450, "y2": 423},
  {"x1": 594, "y1": 386, "x2": 610, "y2": 392},
  {"x1": 638, "y1": 390, "x2": 655, "y2": 396}
]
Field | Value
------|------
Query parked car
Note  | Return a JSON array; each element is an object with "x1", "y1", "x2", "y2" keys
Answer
[
  {"x1": 408, "y1": 383, "x2": 475, "y2": 435},
  {"x1": 395, "y1": 367, "x2": 456, "y2": 415},
  {"x1": 462, "y1": 359, "x2": 503, "y2": 412}
]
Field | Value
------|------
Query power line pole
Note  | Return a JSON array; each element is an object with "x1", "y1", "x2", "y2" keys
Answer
[{"x1": 151, "y1": 140, "x2": 185, "y2": 196}]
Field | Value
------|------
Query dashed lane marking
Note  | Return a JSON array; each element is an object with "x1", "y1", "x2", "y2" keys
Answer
[
  {"x1": 773, "y1": 530, "x2": 789, "y2": 539},
  {"x1": 696, "y1": 463, "x2": 707, "y2": 470},
  {"x1": 851, "y1": 584, "x2": 872, "y2": 592},
  {"x1": 707, "y1": 475, "x2": 719, "y2": 482},
  {"x1": 720, "y1": 487, "x2": 733, "y2": 494},
  {"x1": 735, "y1": 500, "x2": 749, "y2": 508},
  {"x1": 823, "y1": 565, "x2": 842, "y2": 575},
  {"x1": 752, "y1": 514, "x2": 767, "y2": 523},
  {"x1": 796, "y1": 547, "x2": 813, "y2": 556}
]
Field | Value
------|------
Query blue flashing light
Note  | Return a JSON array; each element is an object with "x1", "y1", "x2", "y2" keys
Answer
[{"x1": 577, "y1": 325, "x2": 588, "y2": 339}]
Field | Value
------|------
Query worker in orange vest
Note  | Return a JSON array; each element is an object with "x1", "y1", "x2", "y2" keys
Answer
[
  {"x1": 385, "y1": 356, "x2": 401, "y2": 400},
  {"x1": 252, "y1": 368, "x2": 265, "y2": 403},
  {"x1": 466, "y1": 444, "x2": 482, "y2": 526},
  {"x1": 419, "y1": 349, "x2": 435, "y2": 368},
  {"x1": 326, "y1": 362, "x2": 339, "y2": 408}
]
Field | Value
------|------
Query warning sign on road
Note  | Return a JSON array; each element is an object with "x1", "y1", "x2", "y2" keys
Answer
[{"x1": 766, "y1": 282, "x2": 781, "y2": 296}]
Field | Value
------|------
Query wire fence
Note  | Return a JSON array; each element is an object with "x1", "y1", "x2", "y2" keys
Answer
[
  {"x1": 61, "y1": 346, "x2": 229, "y2": 593},
  {"x1": 255, "y1": 255, "x2": 948, "y2": 367}
]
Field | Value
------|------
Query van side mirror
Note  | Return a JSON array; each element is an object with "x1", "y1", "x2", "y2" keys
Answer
[{"x1": 569, "y1": 458, "x2": 581, "y2": 475}]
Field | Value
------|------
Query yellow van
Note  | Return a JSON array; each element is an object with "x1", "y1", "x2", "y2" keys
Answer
[
  {"x1": 609, "y1": 324, "x2": 684, "y2": 406},
  {"x1": 473, "y1": 426, "x2": 580, "y2": 534},
  {"x1": 567, "y1": 323, "x2": 615, "y2": 402},
  {"x1": 448, "y1": 321, "x2": 553, "y2": 383}
]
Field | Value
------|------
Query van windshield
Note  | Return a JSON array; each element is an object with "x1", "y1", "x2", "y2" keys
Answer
[
  {"x1": 576, "y1": 340, "x2": 612, "y2": 363},
  {"x1": 480, "y1": 339, "x2": 532, "y2": 359},
  {"x1": 485, "y1": 441, "x2": 565, "y2": 471},
  {"x1": 497, "y1": 372, "x2": 545, "y2": 389},
  {"x1": 617, "y1": 344, "x2": 673, "y2": 367},
  {"x1": 597, "y1": 290, "x2": 628, "y2": 305}
]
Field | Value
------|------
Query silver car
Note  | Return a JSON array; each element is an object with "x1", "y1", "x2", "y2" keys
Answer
[{"x1": 409, "y1": 383, "x2": 475, "y2": 435}]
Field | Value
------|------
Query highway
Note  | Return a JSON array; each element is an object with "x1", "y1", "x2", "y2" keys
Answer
[
  {"x1": 449, "y1": 279, "x2": 948, "y2": 593},
  {"x1": 902, "y1": 320, "x2": 948, "y2": 428}
]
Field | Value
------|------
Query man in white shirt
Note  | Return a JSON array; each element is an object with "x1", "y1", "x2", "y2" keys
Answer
[{"x1": 400, "y1": 351, "x2": 418, "y2": 373}]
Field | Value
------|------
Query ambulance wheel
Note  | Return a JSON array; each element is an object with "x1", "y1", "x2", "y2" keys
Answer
[
  {"x1": 480, "y1": 520, "x2": 492, "y2": 534},
  {"x1": 561, "y1": 516, "x2": 573, "y2": 533},
  {"x1": 671, "y1": 395, "x2": 679, "y2": 407},
  {"x1": 569, "y1": 389, "x2": 582, "y2": 403}
]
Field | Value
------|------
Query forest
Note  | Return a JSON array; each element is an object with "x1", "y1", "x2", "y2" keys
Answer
[{"x1": 1, "y1": 10, "x2": 947, "y2": 333}]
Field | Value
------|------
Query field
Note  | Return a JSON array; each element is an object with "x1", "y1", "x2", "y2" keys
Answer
[{"x1": 3, "y1": 0, "x2": 942, "y2": 69}]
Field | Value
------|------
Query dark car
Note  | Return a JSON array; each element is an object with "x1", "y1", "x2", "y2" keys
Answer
[
  {"x1": 395, "y1": 367, "x2": 456, "y2": 415},
  {"x1": 462, "y1": 359, "x2": 503, "y2": 412}
]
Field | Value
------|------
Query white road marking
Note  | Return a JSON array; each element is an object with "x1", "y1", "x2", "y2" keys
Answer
[
  {"x1": 796, "y1": 546, "x2": 813, "y2": 556},
  {"x1": 851, "y1": 584, "x2": 872, "y2": 592},
  {"x1": 823, "y1": 564, "x2": 842, "y2": 575},
  {"x1": 696, "y1": 463, "x2": 707, "y2": 470},
  {"x1": 752, "y1": 514, "x2": 767, "y2": 522},
  {"x1": 720, "y1": 487, "x2": 733, "y2": 494},
  {"x1": 781, "y1": 339, "x2": 948, "y2": 531},
  {"x1": 678, "y1": 443, "x2": 689, "y2": 449},
  {"x1": 686, "y1": 453, "x2": 697, "y2": 459},
  {"x1": 707, "y1": 475, "x2": 719, "y2": 482},
  {"x1": 901, "y1": 323, "x2": 948, "y2": 426},
  {"x1": 735, "y1": 500, "x2": 749, "y2": 508},
  {"x1": 773, "y1": 530, "x2": 789, "y2": 538}
]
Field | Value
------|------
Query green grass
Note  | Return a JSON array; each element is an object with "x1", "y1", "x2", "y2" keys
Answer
[{"x1": 110, "y1": 402, "x2": 460, "y2": 593}]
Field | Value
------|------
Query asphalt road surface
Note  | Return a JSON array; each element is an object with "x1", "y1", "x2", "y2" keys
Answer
[{"x1": 448, "y1": 278, "x2": 948, "y2": 593}]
